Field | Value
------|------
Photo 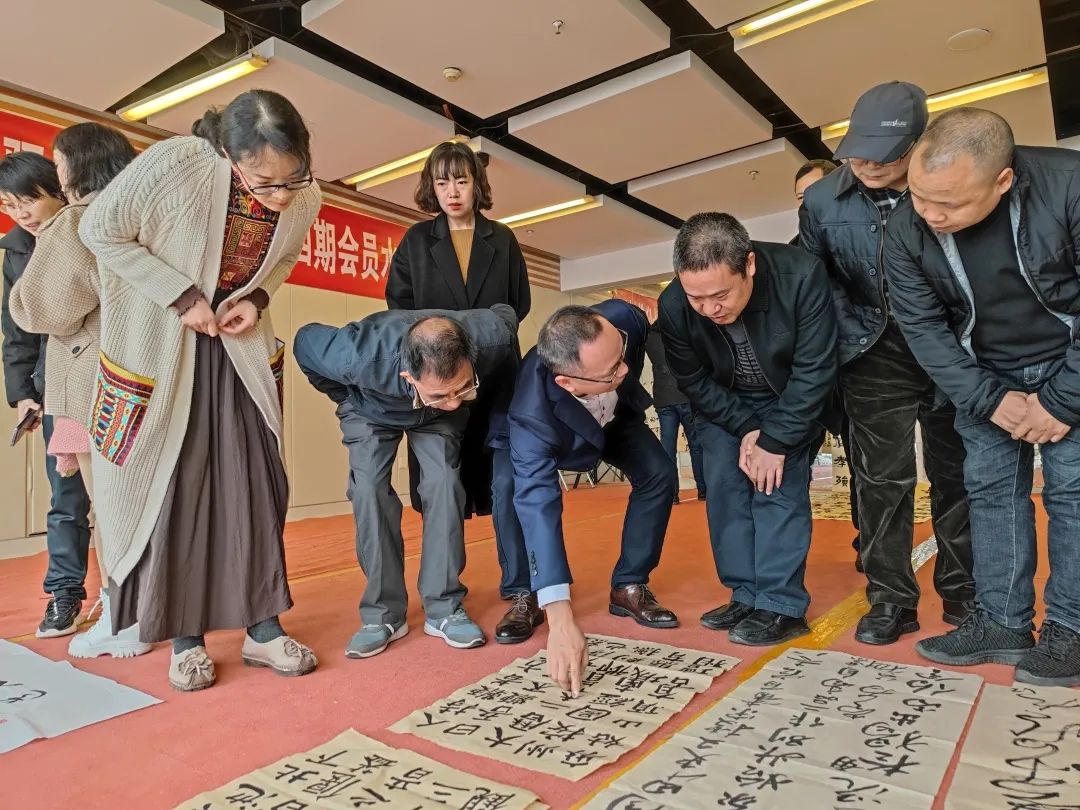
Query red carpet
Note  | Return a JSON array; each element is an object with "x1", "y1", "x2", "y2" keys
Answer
[{"x1": 0, "y1": 486, "x2": 1051, "y2": 810}]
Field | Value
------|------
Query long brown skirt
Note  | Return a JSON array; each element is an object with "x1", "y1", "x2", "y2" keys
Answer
[{"x1": 113, "y1": 332, "x2": 292, "y2": 643}]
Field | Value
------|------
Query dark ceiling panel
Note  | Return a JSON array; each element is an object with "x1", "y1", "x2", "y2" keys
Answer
[{"x1": 1042, "y1": 0, "x2": 1080, "y2": 138}]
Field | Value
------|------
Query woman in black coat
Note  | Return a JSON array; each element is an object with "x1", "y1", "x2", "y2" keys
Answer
[{"x1": 385, "y1": 140, "x2": 530, "y2": 518}]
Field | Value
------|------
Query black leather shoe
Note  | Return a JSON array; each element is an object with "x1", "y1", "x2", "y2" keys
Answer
[
  {"x1": 494, "y1": 592, "x2": 544, "y2": 645},
  {"x1": 700, "y1": 601, "x2": 754, "y2": 631},
  {"x1": 729, "y1": 609, "x2": 809, "y2": 646},
  {"x1": 942, "y1": 599, "x2": 976, "y2": 627},
  {"x1": 855, "y1": 603, "x2": 919, "y2": 646}
]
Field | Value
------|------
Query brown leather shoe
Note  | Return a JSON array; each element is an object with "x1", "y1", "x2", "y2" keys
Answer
[
  {"x1": 608, "y1": 584, "x2": 679, "y2": 629},
  {"x1": 494, "y1": 592, "x2": 544, "y2": 645}
]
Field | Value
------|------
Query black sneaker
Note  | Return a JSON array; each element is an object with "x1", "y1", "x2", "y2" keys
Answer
[
  {"x1": 36, "y1": 594, "x2": 82, "y2": 639},
  {"x1": 1014, "y1": 622, "x2": 1080, "y2": 687},
  {"x1": 915, "y1": 611, "x2": 1033, "y2": 667}
]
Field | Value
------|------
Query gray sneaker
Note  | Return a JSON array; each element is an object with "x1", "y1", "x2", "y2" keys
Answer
[
  {"x1": 425, "y1": 608, "x2": 487, "y2": 649},
  {"x1": 915, "y1": 611, "x2": 1034, "y2": 667},
  {"x1": 346, "y1": 622, "x2": 408, "y2": 659}
]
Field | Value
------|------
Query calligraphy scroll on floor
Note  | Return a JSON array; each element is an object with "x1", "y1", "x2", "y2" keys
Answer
[
  {"x1": 178, "y1": 729, "x2": 545, "y2": 809},
  {"x1": 391, "y1": 635, "x2": 740, "y2": 781},
  {"x1": 945, "y1": 683, "x2": 1080, "y2": 810},
  {"x1": 583, "y1": 648, "x2": 983, "y2": 809},
  {"x1": 0, "y1": 639, "x2": 160, "y2": 752}
]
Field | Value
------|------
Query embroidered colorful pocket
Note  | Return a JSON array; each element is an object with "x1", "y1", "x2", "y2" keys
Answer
[
  {"x1": 91, "y1": 353, "x2": 155, "y2": 466},
  {"x1": 270, "y1": 339, "x2": 285, "y2": 408}
]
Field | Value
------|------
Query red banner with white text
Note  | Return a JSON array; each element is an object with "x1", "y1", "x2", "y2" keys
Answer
[
  {"x1": 287, "y1": 201, "x2": 407, "y2": 299},
  {"x1": 0, "y1": 105, "x2": 405, "y2": 299}
]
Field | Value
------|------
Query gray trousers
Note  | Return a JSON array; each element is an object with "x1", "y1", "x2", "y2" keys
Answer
[{"x1": 338, "y1": 402, "x2": 468, "y2": 626}]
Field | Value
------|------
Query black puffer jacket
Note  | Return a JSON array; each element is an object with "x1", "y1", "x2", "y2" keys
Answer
[
  {"x1": 884, "y1": 146, "x2": 1080, "y2": 425},
  {"x1": 1, "y1": 226, "x2": 46, "y2": 407},
  {"x1": 799, "y1": 164, "x2": 894, "y2": 366}
]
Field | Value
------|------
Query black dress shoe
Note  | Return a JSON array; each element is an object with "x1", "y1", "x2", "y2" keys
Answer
[
  {"x1": 942, "y1": 599, "x2": 976, "y2": 627},
  {"x1": 855, "y1": 603, "x2": 919, "y2": 646},
  {"x1": 700, "y1": 601, "x2": 754, "y2": 631},
  {"x1": 729, "y1": 609, "x2": 809, "y2": 646},
  {"x1": 494, "y1": 592, "x2": 544, "y2": 645}
]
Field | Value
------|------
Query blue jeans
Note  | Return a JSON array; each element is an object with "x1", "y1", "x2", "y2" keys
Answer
[
  {"x1": 696, "y1": 392, "x2": 814, "y2": 618},
  {"x1": 657, "y1": 403, "x2": 706, "y2": 496},
  {"x1": 954, "y1": 358, "x2": 1080, "y2": 633},
  {"x1": 41, "y1": 415, "x2": 92, "y2": 599}
]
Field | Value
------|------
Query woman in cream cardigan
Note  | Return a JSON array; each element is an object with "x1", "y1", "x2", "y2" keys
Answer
[
  {"x1": 10, "y1": 122, "x2": 149, "y2": 660},
  {"x1": 80, "y1": 90, "x2": 320, "y2": 691}
]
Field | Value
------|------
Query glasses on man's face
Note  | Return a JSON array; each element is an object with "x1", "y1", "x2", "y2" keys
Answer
[
  {"x1": 231, "y1": 161, "x2": 313, "y2": 197},
  {"x1": 558, "y1": 328, "x2": 628, "y2": 385},
  {"x1": 417, "y1": 373, "x2": 480, "y2": 408}
]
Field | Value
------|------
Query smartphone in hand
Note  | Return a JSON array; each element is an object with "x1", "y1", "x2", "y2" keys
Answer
[{"x1": 10, "y1": 407, "x2": 40, "y2": 447}]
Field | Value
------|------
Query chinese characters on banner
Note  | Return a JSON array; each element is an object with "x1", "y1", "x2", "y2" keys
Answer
[
  {"x1": 946, "y1": 684, "x2": 1080, "y2": 809},
  {"x1": 0, "y1": 639, "x2": 160, "y2": 752},
  {"x1": 613, "y1": 289, "x2": 658, "y2": 324},
  {"x1": 392, "y1": 635, "x2": 740, "y2": 781},
  {"x1": 584, "y1": 648, "x2": 983, "y2": 810},
  {"x1": 286, "y1": 202, "x2": 407, "y2": 300},
  {"x1": 178, "y1": 729, "x2": 546, "y2": 810}
]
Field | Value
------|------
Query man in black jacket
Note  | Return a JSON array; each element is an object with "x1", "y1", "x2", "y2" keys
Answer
[
  {"x1": 658, "y1": 213, "x2": 837, "y2": 646},
  {"x1": 645, "y1": 328, "x2": 706, "y2": 502},
  {"x1": 800, "y1": 82, "x2": 974, "y2": 646},
  {"x1": 293, "y1": 305, "x2": 519, "y2": 659},
  {"x1": 886, "y1": 108, "x2": 1080, "y2": 687},
  {"x1": 0, "y1": 152, "x2": 91, "y2": 639}
]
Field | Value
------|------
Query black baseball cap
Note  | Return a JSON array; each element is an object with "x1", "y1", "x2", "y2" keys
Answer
[{"x1": 833, "y1": 81, "x2": 929, "y2": 164}]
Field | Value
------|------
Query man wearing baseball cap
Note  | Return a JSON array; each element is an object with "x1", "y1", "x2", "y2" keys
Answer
[{"x1": 799, "y1": 82, "x2": 974, "y2": 646}]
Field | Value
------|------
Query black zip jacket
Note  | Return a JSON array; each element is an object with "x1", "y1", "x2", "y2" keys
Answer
[
  {"x1": 884, "y1": 146, "x2": 1080, "y2": 425},
  {"x1": 657, "y1": 241, "x2": 838, "y2": 454},
  {"x1": 1, "y1": 226, "x2": 46, "y2": 406}
]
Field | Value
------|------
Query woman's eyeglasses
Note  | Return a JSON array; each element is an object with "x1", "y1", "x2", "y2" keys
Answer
[{"x1": 231, "y1": 161, "x2": 313, "y2": 196}]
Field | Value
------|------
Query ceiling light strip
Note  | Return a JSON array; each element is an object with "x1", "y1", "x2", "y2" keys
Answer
[
  {"x1": 118, "y1": 53, "x2": 269, "y2": 122},
  {"x1": 821, "y1": 68, "x2": 1050, "y2": 140},
  {"x1": 499, "y1": 196, "x2": 599, "y2": 229},
  {"x1": 732, "y1": 0, "x2": 876, "y2": 42},
  {"x1": 344, "y1": 136, "x2": 473, "y2": 189}
]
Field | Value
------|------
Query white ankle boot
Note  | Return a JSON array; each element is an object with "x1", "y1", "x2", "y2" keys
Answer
[{"x1": 67, "y1": 588, "x2": 152, "y2": 659}]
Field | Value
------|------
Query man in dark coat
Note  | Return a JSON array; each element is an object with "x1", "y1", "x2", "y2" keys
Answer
[
  {"x1": 293, "y1": 304, "x2": 519, "y2": 659},
  {"x1": 488, "y1": 299, "x2": 679, "y2": 693},
  {"x1": 659, "y1": 213, "x2": 837, "y2": 647},
  {"x1": 885, "y1": 108, "x2": 1080, "y2": 687},
  {"x1": 800, "y1": 82, "x2": 974, "y2": 647}
]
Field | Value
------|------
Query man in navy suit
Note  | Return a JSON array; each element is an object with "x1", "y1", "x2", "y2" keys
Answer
[{"x1": 489, "y1": 299, "x2": 679, "y2": 694}]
